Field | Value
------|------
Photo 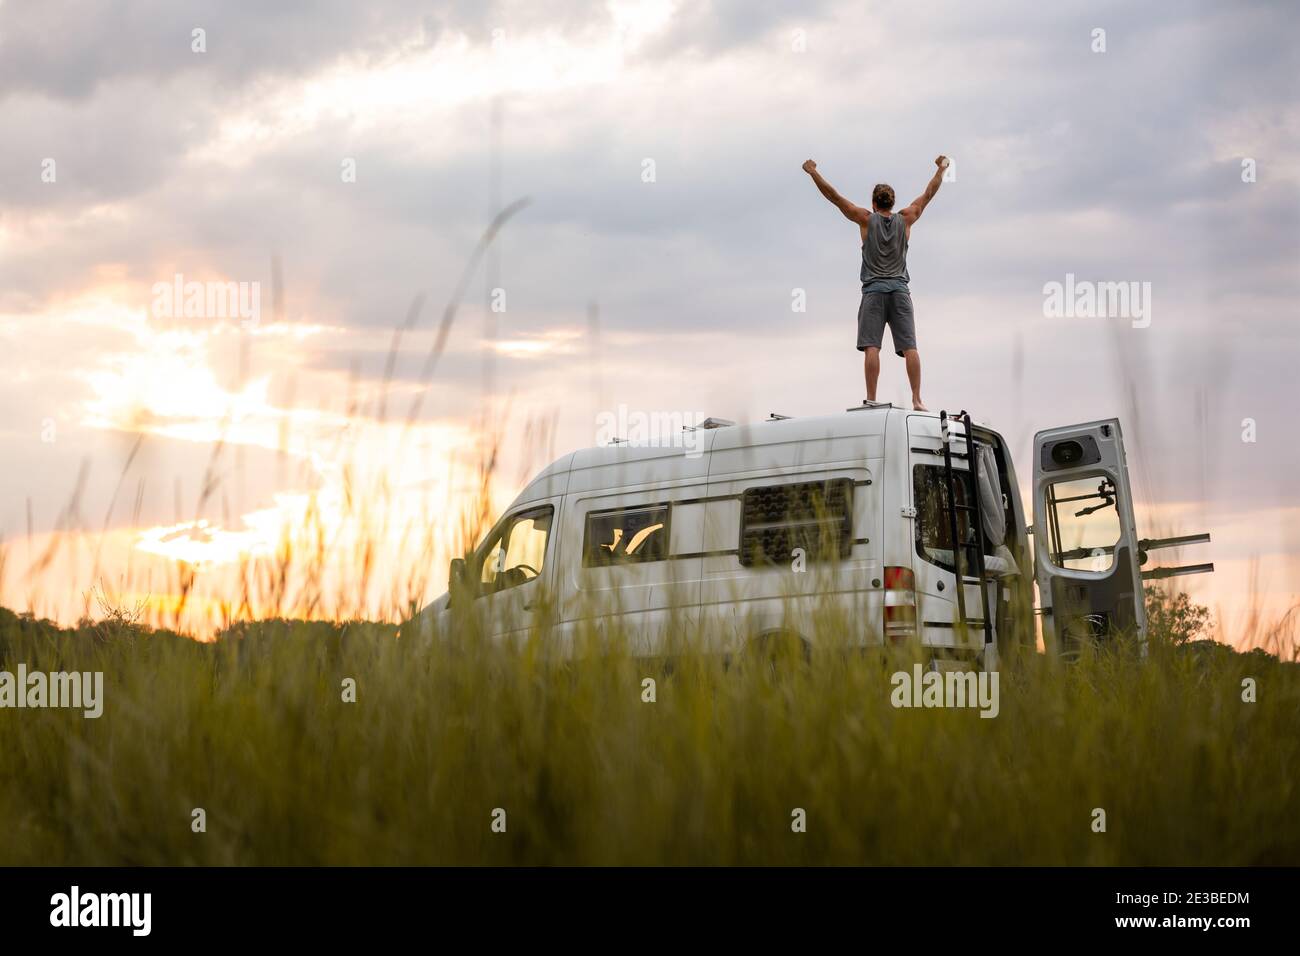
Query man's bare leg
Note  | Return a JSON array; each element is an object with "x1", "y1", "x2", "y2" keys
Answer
[
  {"x1": 864, "y1": 347, "x2": 881, "y2": 402},
  {"x1": 903, "y1": 349, "x2": 927, "y2": 411}
]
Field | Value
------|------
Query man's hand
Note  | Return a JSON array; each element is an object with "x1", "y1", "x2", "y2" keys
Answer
[
  {"x1": 902, "y1": 156, "x2": 949, "y2": 225},
  {"x1": 804, "y1": 160, "x2": 869, "y2": 225}
]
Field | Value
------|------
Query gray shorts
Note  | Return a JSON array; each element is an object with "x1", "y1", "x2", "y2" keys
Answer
[{"x1": 857, "y1": 290, "x2": 917, "y2": 356}]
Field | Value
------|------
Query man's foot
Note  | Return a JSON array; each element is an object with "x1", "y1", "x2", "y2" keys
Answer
[{"x1": 912, "y1": 398, "x2": 929, "y2": 411}]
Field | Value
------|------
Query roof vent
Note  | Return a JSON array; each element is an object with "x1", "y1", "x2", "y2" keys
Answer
[{"x1": 700, "y1": 417, "x2": 736, "y2": 429}]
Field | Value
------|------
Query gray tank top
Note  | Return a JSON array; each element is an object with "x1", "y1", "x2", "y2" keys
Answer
[{"x1": 860, "y1": 212, "x2": 910, "y2": 288}]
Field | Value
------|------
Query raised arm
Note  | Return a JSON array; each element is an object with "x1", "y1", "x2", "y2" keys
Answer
[
  {"x1": 901, "y1": 155, "x2": 948, "y2": 225},
  {"x1": 802, "y1": 160, "x2": 869, "y2": 226}
]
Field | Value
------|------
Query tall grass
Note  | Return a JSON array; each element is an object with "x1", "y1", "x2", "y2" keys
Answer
[
  {"x1": 3, "y1": 177, "x2": 1294, "y2": 866},
  {"x1": 2, "y1": 599, "x2": 1296, "y2": 866}
]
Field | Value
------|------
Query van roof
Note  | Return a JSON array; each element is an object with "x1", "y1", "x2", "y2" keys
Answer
[{"x1": 516, "y1": 406, "x2": 1000, "y2": 501}]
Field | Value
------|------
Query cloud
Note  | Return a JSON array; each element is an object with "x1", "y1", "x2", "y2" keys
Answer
[{"x1": 1, "y1": 0, "x2": 1297, "y2": 626}]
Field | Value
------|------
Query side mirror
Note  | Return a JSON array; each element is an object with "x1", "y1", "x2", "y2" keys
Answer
[{"x1": 449, "y1": 557, "x2": 467, "y2": 594}]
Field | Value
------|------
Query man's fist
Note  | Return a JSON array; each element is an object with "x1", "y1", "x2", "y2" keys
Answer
[
  {"x1": 935, "y1": 155, "x2": 949, "y2": 169},
  {"x1": 802, "y1": 159, "x2": 817, "y2": 174}
]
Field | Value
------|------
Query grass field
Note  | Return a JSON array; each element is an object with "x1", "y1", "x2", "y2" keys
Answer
[{"x1": 2, "y1": 592, "x2": 1297, "y2": 866}]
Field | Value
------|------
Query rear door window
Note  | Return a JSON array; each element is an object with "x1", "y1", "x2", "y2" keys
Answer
[
  {"x1": 1042, "y1": 474, "x2": 1121, "y2": 571},
  {"x1": 913, "y1": 465, "x2": 991, "y2": 574}
]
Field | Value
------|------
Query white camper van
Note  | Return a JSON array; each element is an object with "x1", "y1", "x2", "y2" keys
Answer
[{"x1": 410, "y1": 404, "x2": 1210, "y2": 664}]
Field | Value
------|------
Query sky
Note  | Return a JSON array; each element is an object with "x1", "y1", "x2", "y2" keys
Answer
[{"x1": 1, "y1": 0, "x2": 1297, "y2": 641}]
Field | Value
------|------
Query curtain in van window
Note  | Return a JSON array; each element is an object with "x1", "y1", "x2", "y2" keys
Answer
[
  {"x1": 975, "y1": 444, "x2": 1005, "y2": 546},
  {"x1": 976, "y1": 443, "x2": 1020, "y2": 576}
]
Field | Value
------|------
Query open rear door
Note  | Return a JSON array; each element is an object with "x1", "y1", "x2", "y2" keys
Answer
[{"x1": 1032, "y1": 419, "x2": 1146, "y2": 654}]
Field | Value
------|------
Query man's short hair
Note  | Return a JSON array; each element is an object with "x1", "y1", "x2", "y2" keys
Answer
[{"x1": 872, "y1": 184, "x2": 895, "y2": 211}]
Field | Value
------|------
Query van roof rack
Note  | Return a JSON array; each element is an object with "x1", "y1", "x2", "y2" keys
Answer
[
  {"x1": 848, "y1": 400, "x2": 893, "y2": 412},
  {"x1": 767, "y1": 412, "x2": 792, "y2": 421}
]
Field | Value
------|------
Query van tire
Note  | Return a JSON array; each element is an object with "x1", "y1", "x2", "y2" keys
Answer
[{"x1": 749, "y1": 630, "x2": 812, "y2": 668}]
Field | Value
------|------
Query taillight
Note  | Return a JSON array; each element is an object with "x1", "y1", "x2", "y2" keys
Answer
[
  {"x1": 883, "y1": 565, "x2": 917, "y2": 644},
  {"x1": 883, "y1": 565, "x2": 914, "y2": 590}
]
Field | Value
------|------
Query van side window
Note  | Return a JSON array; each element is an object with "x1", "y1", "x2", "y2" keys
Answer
[
  {"x1": 739, "y1": 478, "x2": 853, "y2": 567},
  {"x1": 913, "y1": 465, "x2": 990, "y2": 574},
  {"x1": 477, "y1": 506, "x2": 553, "y2": 595},
  {"x1": 584, "y1": 505, "x2": 670, "y2": 566}
]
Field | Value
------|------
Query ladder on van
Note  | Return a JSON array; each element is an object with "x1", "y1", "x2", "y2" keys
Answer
[{"x1": 939, "y1": 410, "x2": 994, "y2": 647}]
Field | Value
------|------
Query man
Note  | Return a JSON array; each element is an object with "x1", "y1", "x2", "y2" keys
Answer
[{"x1": 802, "y1": 155, "x2": 947, "y2": 411}]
